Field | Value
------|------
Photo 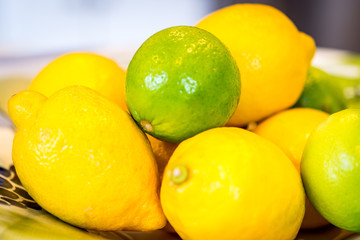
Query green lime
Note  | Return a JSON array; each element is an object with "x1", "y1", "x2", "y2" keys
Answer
[
  {"x1": 301, "y1": 109, "x2": 360, "y2": 232},
  {"x1": 125, "y1": 26, "x2": 240, "y2": 143},
  {"x1": 294, "y1": 66, "x2": 347, "y2": 114},
  {"x1": 295, "y1": 66, "x2": 360, "y2": 113},
  {"x1": 335, "y1": 76, "x2": 360, "y2": 109}
]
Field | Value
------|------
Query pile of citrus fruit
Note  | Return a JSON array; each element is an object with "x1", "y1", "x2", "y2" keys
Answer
[{"x1": 7, "y1": 3, "x2": 360, "y2": 240}]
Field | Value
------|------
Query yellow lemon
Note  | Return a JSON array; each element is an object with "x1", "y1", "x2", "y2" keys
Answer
[
  {"x1": 254, "y1": 108, "x2": 329, "y2": 172},
  {"x1": 196, "y1": 4, "x2": 315, "y2": 126},
  {"x1": 8, "y1": 86, "x2": 166, "y2": 231},
  {"x1": 161, "y1": 127, "x2": 305, "y2": 240},
  {"x1": 29, "y1": 52, "x2": 127, "y2": 111},
  {"x1": 254, "y1": 108, "x2": 330, "y2": 229}
]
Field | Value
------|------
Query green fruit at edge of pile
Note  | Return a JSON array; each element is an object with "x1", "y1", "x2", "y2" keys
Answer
[
  {"x1": 301, "y1": 109, "x2": 360, "y2": 232},
  {"x1": 336, "y1": 74, "x2": 360, "y2": 109},
  {"x1": 125, "y1": 26, "x2": 241, "y2": 143},
  {"x1": 295, "y1": 66, "x2": 360, "y2": 113},
  {"x1": 294, "y1": 66, "x2": 346, "y2": 113}
]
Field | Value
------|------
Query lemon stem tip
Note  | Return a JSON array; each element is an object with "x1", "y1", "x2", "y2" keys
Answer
[{"x1": 171, "y1": 165, "x2": 188, "y2": 185}]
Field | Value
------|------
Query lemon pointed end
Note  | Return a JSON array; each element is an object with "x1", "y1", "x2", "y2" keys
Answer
[
  {"x1": 299, "y1": 31, "x2": 316, "y2": 64},
  {"x1": 8, "y1": 90, "x2": 47, "y2": 128}
]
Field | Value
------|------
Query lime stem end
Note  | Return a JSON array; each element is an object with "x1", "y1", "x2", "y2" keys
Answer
[{"x1": 140, "y1": 120, "x2": 153, "y2": 132}]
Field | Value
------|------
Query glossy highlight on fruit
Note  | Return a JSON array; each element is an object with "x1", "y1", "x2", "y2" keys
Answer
[{"x1": 126, "y1": 26, "x2": 241, "y2": 143}]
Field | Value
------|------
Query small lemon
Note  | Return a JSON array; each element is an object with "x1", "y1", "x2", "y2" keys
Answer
[
  {"x1": 254, "y1": 108, "x2": 330, "y2": 229},
  {"x1": 196, "y1": 4, "x2": 315, "y2": 126},
  {"x1": 254, "y1": 108, "x2": 329, "y2": 172},
  {"x1": 8, "y1": 86, "x2": 166, "y2": 231},
  {"x1": 161, "y1": 127, "x2": 305, "y2": 240},
  {"x1": 29, "y1": 52, "x2": 127, "y2": 111}
]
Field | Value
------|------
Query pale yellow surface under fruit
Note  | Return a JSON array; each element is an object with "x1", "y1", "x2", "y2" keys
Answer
[
  {"x1": 161, "y1": 127, "x2": 305, "y2": 240},
  {"x1": 196, "y1": 4, "x2": 315, "y2": 126},
  {"x1": 8, "y1": 86, "x2": 166, "y2": 231},
  {"x1": 29, "y1": 52, "x2": 128, "y2": 111},
  {"x1": 254, "y1": 108, "x2": 330, "y2": 229}
]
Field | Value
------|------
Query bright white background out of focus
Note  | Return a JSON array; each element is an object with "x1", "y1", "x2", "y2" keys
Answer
[
  {"x1": 0, "y1": 0, "x2": 216, "y2": 58},
  {"x1": 1, "y1": 0, "x2": 360, "y2": 59},
  {"x1": 0, "y1": 0, "x2": 359, "y2": 125}
]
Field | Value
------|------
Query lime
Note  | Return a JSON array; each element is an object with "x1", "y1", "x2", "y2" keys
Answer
[
  {"x1": 335, "y1": 76, "x2": 360, "y2": 109},
  {"x1": 294, "y1": 66, "x2": 358, "y2": 114},
  {"x1": 301, "y1": 109, "x2": 360, "y2": 232},
  {"x1": 125, "y1": 26, "x2": 240, "y2": 143}
]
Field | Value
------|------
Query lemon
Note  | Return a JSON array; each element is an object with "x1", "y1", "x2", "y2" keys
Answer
[
  {"x1": 0, "y1": 77, "x2": 30, "y2": 115},
  {"x1": 301, "y1": 109, "x2": 360, "y2": 232},
  {"x1": 29, "y1": 52, "x2": 127, "y2": 111},
  {"x1": 254, "y1": 108, "x2": 330, "y2": 229},
  {"x1": 8, "y1": 86, "x2": 166, "y2": 231},
  {"x1": 161, "y1": 127, "x2": 305, "y2": 240},
  {"x1": 196, "y1": 4, "x2": 315, "y2": 126},
  {"x1": 254, "y1": 108, "x2": 329, "y2": 172},
  {"x1": 126, "y1": 26, "x2": 241, "y2": 143}
]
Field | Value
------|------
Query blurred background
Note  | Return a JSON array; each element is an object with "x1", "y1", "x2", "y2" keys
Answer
[
  {"x1": 0, "y1": 0, "x2": 359, "y2": 59},
  {"x1": 0, "y1": 0, "x2": 359, "y2": 123}
]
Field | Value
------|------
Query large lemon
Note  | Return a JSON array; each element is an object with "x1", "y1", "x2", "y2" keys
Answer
[
  {"x1": 161, "y1": 127, "x2": 305, "y2": 240},
  {"x1": 29, "y1": 52, "x2": 127, "y2": 110},
  {"x1": 196, "y1": 4, "x2": 315, "y2": 126},
  {"x1": 8, "y1": 86, "x2": 166, "y2": 231}
]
